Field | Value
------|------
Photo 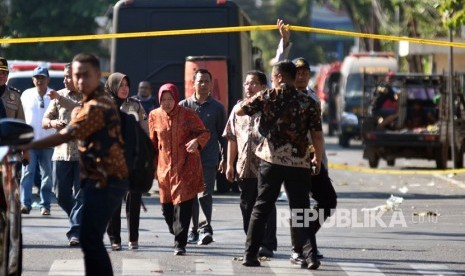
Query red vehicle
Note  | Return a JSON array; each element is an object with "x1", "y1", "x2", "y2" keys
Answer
[{"x1": 313, "y1": 62, "x2": 341, "y2": 136}]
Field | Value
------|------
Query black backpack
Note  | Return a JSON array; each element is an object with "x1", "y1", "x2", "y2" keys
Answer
[{"x1": 119, "y1": 111, "x2": 155, "y2": 193}]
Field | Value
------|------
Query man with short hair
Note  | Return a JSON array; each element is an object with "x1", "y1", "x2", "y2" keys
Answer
[
  {"x1": 223, "y1": 70, "x2": 277, "y2": 258},
  {"x1": 275, "y1": 19, "x2": 338, "y2": 265},
  {"x1": 0, "y1": 57, "x2": 25, "y2": 120},
  {"x1": 19, "y1": 53, "x2": 129, "y2": 275},
  {"x1": 179, "y1": 69, "x2": 227, "y2": 245},
  {"x1": 43, "y1": 63, "x2": 83, "y2": 246},
  {"x1": 20, "y1": 66, "x2": 55, "y2": 215},
  {"x1": 237, "y1": 60, "x2": 323, "y2": 270},
  {"x1": 132, "y1": 80, "x2": 158, "y2": 115}
]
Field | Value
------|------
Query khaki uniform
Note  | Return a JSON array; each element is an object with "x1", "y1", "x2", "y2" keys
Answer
[
  {"x1": 121, "y1": 98, "x2": 148, "y2": 133},
  {"x1": 1, "y1": 86, "x2": 25, "y2": 121}
]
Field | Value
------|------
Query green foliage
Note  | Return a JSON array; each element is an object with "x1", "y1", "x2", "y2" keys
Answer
[
  {"x1": 437, "y1": 0, "x2": 465, "y2": 29},
  {"x1": 1, "y1": 0, "x2": 114, "y2": 61},
  {"x1": 236, "y1": 0, "x2": 326, "y2": 72}
]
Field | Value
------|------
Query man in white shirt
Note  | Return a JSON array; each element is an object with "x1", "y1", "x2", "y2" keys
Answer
[{"x1": 20, "y1": 66, "x2": 55, "y2": 215}]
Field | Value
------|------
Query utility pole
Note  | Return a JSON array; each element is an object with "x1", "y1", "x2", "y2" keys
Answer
[{"x1": 449, "y1": 26, "x2": 456, "y2": 169}]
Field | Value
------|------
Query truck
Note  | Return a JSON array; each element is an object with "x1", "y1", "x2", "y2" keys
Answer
[
  {"x1": 110, "y1": 0, "x2": 261, "y2": 112},
  {"x1": 362, "y1": 73, "x2": 465, "y2": 169},
  {"x1": 335, "y1": 52, "x2": 398, "y2": 147}
]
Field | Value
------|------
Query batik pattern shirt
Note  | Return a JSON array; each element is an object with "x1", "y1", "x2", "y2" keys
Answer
[
  {"x1": 61, "y1": 89, "x2": 128, "y2": 188},
  {"x1": 240, "y1": 84, "x2": 322, "y2": 168},
  {"x1": 44, "y1": 88, "x2": 82, "y2": 161},
  {"x1": 148, "y1": 105, "x2": 210, "y2": 205},
  {"x1": 223, "y1": 101, "x2": 262, "y2": 179}
]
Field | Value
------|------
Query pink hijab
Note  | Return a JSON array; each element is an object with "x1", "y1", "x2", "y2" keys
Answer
[{"x1": 158, "y1": 83, "x2": 180, "y2": 105}]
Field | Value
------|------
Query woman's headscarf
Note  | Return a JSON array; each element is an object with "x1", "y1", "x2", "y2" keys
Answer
[
  {"x1": 104, "y1": 72, "x2": 130, "y2": 107},
  {"x1": 158, "y1": 83, "x2": 180, "y2": 106}
]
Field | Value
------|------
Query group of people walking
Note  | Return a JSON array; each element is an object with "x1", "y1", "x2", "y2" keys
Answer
[{"x1": 0, "y1": 19, "x2": 338, "y2": 275}]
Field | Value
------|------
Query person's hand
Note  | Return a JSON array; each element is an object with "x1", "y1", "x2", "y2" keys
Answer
[
  {"x1": 48, "y1": 90, "x2": 60, "y2": 100},
  {"x1": 225, "y1": 165, "x2": 234, "y2": 182},
  {"x1": 50, "y1": 119, "x2": 67, "y2": 130},
  {"x1": 310, "y1": 158, "x2": 321, "y2": 176},
  {"x1": 218, "y1": 159, "x2": 226, "y2": 174},
  {"x1": 185, "y1": 139, "x2": 199, "y2": 153},
  {"x1": 277, "y1": 18, "x2": 290, "y2": 48},
  {"x1": 21, "y1": 149, "x2": 30, "y2": 165}
]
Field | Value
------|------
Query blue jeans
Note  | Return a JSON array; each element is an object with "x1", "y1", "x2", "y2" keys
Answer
[
  {"x1": 80, "y1": 177, "x2": 127, "y2": 276},
  {"x1": 20, "y1": 148, "x2": 54, "y2": 209},
  {"x1": 53, "y1": 161, "x2": 82, "y2": 239}
]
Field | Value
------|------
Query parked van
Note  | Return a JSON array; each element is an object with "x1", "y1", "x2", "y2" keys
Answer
[
  {"x1": 336, "y1": 52, "x2": 398, "y2": 147},
  {"x1": 6, "y1": 61, "x2": 66, "y2": 92}
]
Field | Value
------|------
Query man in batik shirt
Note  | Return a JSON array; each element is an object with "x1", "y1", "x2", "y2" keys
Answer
[{"x1": 223, "y1": 70, "x2": 277, "y2": 258}]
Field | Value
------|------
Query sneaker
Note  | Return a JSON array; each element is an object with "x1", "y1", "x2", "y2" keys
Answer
[
  {"x1": 290, "y1": 250, "x2": 306, "y2": 265},
  {"x1": 187, "y1": 231, "x2": 199, "y2": 244},
  {"x1": 111, "y1": 243, "x2": 122, "y2": 251},
  {"x1": 258, "y1": 246, "x2": 274, "y2": 258},
  {"x1": 69, "y1": 237, "x2": 80, "y2": 247},
  {"x1": 241, "y1": 257, "x2": 260, "y2": 267},
  {"x1": 128, "y1": 241, "x2": 138, "y2": 250},
  {"x1": 197, "y1": 232, "x2": 213, "y2": 245},
  {"x1": 40, "y1": 208, "x2": 50, "y2": 216},
  {"x1": 174, "y1": 247, "x2": 186, "y2": 256},
  {"x1": 21, "y1": 206, "x2": 31, "y2": 214}
]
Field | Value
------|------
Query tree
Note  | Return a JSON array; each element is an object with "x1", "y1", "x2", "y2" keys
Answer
[
  {"x1": 1, "y1": 0, "x2": 113, "y2": 62},
  {"x1": 235, "y1": 0, "x2": 326, "y2": 72}
]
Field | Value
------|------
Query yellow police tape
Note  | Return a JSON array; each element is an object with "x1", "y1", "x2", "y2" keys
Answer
[
  {"x1": 328, "y1": 163, "x2": 465, "y2": 175},
  {"x1": 1, "y1": 25, "x2": 465, "y2": 49}
]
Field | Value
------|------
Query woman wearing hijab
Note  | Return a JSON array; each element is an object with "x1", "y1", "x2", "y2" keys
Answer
[
  {"x1": 148, "y1": 83, "x2": 210, "y2": 255},
  {"x1": 104, "y1": 72, "x2": 148, "y2": 251}
]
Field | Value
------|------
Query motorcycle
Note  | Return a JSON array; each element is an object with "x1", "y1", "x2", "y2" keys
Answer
[{"x1": 0, "y1": 119, "x2": 34, "y2": 276}]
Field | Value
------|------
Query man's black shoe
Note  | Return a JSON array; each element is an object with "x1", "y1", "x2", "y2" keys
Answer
[
  {"x1": 306, "y1": 257, "x2": 321, "y2": 270},
  {"x1": 258, "y1": 246, "x2": 274, "y2": 258},
  {"x1": 241, "y1": 258, "x2": 260, "y2": 267},
  {"x1": 316, "y1": 249, "x2": 324, "y2": 259},
  {"x1": 174, "y1": 247, "x2": 186, "y2": 256}
]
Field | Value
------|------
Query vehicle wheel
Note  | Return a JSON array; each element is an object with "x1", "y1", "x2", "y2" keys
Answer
[
  {"x1": 436, "y1": 143, "x2": 448, "y2": 169},
  {"x1": 454, "y1": 147, "x2": 464, "y2": 168},
  {"x1": 387, "y1": 159, "x2": 395, "y2": 166},
  {"x1": 7, "y1": 188, "x2": 22, "y2": 276},
  {"x1": 369, "y1": 157, "x2": 379, "y2": 168},
  {"x1": 0, "y1": 203, "x2": 8, "y2": 276},
  {"x1": 328, "y1": 123, "x2": 334, "y2": 137},
  {"x1": 338, "y1": 134, "x2": 350, "y2": 148}
]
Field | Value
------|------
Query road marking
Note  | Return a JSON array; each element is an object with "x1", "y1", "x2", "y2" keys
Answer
[
  {"x1": 337, "y1": 262, "x2": 385, "y2": 276},
  {"x1": 265, "y1": 259, "x2": 314, "y2": 275},
  {"x1": 122, "y1": 259, "x2": 161, "y2": 275},
  {"x1": 410, "y1": 264, "x2": 459, "y2": 275},
  {"x1": 195, "y1": 259, "x2": 234, "y2": 275},
  {"x1": 48, "y1": 259, "x2": 84, "y2": 276},
  {"x1": 433, "y1": 173, "x2": 465, "y2": 189}
]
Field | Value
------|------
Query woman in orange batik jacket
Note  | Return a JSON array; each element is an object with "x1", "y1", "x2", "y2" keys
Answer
[{"x1": 148, "y1": 83, "x2": 210, "y2": 256}]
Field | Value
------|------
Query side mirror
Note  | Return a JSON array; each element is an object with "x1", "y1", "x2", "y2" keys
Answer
[{"x1": 0, "y1": 119, "x2": 34, "y2": 146}]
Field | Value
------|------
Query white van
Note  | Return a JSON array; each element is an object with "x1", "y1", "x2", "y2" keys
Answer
[
  {"x1": 336, "y1": 52, "x2": 398, "y2": 147},
  {"x1": 6, "y1": 61, "x2": 66, "y2": 93}
]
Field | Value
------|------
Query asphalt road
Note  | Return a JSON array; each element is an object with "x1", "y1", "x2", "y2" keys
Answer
[{"x1": 20, "y1": 134, "x2": 465, "y2": 275}]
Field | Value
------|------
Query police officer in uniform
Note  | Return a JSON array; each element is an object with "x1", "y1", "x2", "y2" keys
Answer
[{"x1": 0, "y1": 57, "x2": 25, "y2": 120}]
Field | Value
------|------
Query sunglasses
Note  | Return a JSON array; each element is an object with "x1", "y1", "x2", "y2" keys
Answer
[{"x1": 39, "y1": 96, "x2": 44, "y2": 108}]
